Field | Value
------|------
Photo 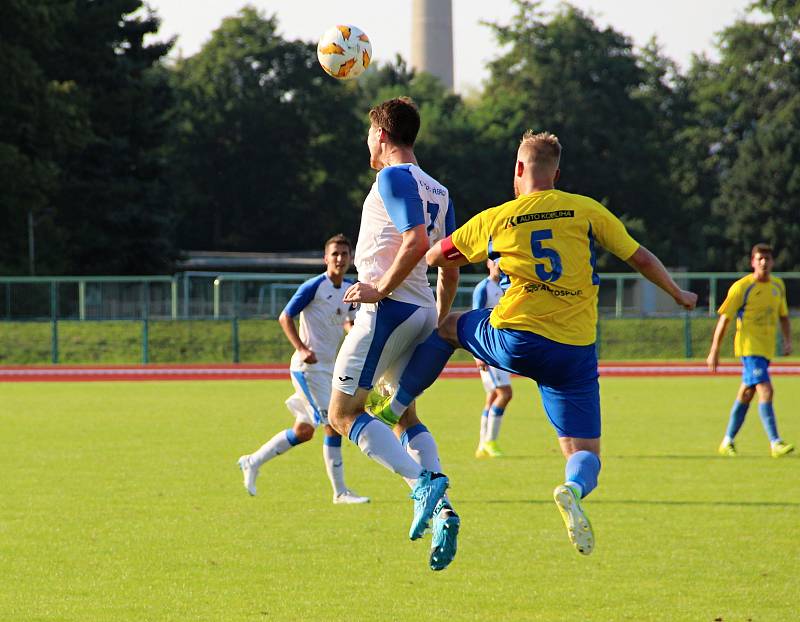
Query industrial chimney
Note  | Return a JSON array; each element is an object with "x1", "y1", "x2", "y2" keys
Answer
[{"x1": 411, "y1": 0, "x2": 454, "y2": 90}]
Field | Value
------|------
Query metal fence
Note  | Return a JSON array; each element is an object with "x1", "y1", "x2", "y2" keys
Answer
[
  {"x1": 3, "y1": 271, "x2": 800, "y2": 321},
  {"x1": 1, "y1": 272, "x2": 798, "y2": 365}
]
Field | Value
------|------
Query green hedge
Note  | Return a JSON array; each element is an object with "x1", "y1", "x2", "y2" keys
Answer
[{"x1": 0, "y1": 317, "x2": 795, "y2": 365}]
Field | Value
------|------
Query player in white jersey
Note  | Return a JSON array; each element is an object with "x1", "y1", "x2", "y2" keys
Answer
[
  {"x1": 327, "y1": 97, "x2": 461, "y2": 571},
  {"x1": 472, "y1": 259, "x2": 514, "y2": 458},
  {"x1": 238, "y1": 235, "x2": 369, "y2": 505}
]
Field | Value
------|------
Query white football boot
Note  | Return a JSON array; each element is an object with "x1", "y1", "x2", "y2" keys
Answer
[
  {"x1": 237, "y1": 455, "x2": 258, "y2": 496},
  {"x1": 333, "y1": 489, "x2": 370, "y2": 504}
]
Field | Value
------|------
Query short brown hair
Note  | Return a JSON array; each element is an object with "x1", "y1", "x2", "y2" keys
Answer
[
  {"x1": 368, "y1": 97, "x2": 420, "y2": 147},
  {"x1": 519, "y1": 131, "x2": 562, "y2": 174},
  {"x1": 325, "y1": 233, "x2": 352, "y2": 252},
  {"x1": 751, "y1": 242, "x2": 773, "y2": 258}
]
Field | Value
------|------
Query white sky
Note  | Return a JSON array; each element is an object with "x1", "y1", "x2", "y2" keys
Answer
[{"x1": 146, "y1": 0, "x2": 752, "y2": 92}]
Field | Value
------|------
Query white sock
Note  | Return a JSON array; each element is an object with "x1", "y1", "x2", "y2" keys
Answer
[
  {"x1": 722, "y1": 435, "x2": 733, "y2": 445},
  {"x1": 389, "y1": 396, "x2": 408, "y2": 419},
  {"x1": 250, "y1": 430, "x2": 294, "y2": 467},
  {"x1": 479, "y1": 414, "x2": 488, "y2": 444},
  {"x1": 406, "y1": 430, "x2": 442, "y2": 473},
  {"x1": 323, "y1": 443, "x2": 347, "y2": 496},
  {"x1": 404, "y1": 430, "x2": 450, "y2": 508},
  {"x1": 356, "y1": 417, "x2": 423, "y2": 479},
  {"x1": 486, "y1": 414, "x2": 503, "y2": 442}
]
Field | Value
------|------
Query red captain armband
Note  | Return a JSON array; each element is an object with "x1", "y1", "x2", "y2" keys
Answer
[{"x1": 440, "y1": 236, "x2": 464, "y2": 261}]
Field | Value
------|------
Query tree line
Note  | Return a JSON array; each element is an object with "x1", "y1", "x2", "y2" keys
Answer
[{"x1": 2, "y1": 0, "x2": 798, "y2": 275}]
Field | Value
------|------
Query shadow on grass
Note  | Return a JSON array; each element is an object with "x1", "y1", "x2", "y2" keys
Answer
[{"x1": 461, "y1": 498, "x2": 800, "y2": 507}]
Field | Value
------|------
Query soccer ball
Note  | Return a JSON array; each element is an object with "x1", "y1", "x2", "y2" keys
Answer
[{"x1": 316, "y1": 25, "x2": 372, "y2": 80}]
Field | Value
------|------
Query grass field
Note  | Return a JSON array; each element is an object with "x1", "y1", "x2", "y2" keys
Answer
[{"x1": 1, "y1": 376, "x2": 797, "y2": 621}]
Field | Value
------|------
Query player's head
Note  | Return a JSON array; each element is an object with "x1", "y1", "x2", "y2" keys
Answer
[
  {"x1": 367, "y1": 97, "x2": 420, "y2": 170},
  {"x1": 750, "y1": 242, "x2": 774, "y2": 279},
  {"x1": 515, "y1": 131, "x2": 561, "y2": 197},
  {"x1": 324, "y1": 233, "x2": 352, "y2": 277},
  {"x1": 486, "y1": 258, "x2": 502, "y2": 281}
]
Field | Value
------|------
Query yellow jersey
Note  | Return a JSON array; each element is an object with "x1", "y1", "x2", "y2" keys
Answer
[
  {"x1": 718, "y1": 274, "x2": 789, "y2": 358},
  {"x1": 451, "y1": 189, "x2": 640, "y2": 346}
]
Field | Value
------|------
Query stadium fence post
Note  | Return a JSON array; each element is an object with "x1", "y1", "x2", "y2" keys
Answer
[
  {"x1": 50, "y1": 281, "x2": 59, "y2": 364},
  {"x1": 684, "y1": 311, "x2": 693, "y2": 358},
  {"x1": 232, "y1": 280, "x2": 241, "y2": 363},
  {"x1": 141, "y1": 282, "x2": 150, "y2": 364}
]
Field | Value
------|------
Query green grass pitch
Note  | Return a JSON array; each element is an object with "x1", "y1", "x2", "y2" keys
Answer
[{"x1": 1, "y1": 377, "x2": 797, "y2": 621}]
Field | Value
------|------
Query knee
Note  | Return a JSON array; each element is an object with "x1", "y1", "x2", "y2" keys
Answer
[
  {"x1": 497, "y1": 387, "x2": 513, "y2": 405},
  {"x1": 439, "y1": 313, "x2": 462, "y2": 347},
  {"x1": 739, "y1": 386, "x2": 755, "y2": 403},
  {"x1": 327, "y1": 411, "x2": 347, "y2": 436},
  {"x1": 293, "y1": 423, "x2": 315, "y2": 443},
  {"x1": 758, "y1": 384, "x2": 774, "y2": 402}
]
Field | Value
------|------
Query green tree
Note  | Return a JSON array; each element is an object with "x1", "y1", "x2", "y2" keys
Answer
[
  {"x1": 170, "y1": 7, "x2": 366, "y2": 253},
  {"x1": 0, "y1": 1, "x2": 87, "y2": 274},
  {"x1": 703, "y1": 0, "x2": 800, "y2": 269},
  {"x1": 50, "y1": 0, "x2": 175, "y2": 274},
  {"x1": 478, "y1": 1, "x2": 679, "y2": 267}
]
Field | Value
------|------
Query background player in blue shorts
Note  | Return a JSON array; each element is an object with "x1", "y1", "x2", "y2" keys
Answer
[
  {"x1": 707, "y1": 243, "x2": 794, "y2": 457},
  {"x1": 371, "y1": 131, "x2": 697, "y2": 555}
]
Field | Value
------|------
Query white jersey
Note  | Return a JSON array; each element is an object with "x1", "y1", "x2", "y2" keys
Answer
[
  {"x1": 283, "y1": 274, "x2": 355, "y2": 373},
  {"x1": 354, "y1": 163, "x2": 455, "y2": 307}
]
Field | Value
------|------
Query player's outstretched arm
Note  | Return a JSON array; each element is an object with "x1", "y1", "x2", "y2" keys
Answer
[
  {"x1": 426, "y1": 237, "x2": 471, "y2": 269},
  {"x1": 343, "y1": 224, "x2": 429, "y2": 304},
  {"x1": 626, "y1": 246, "x2": 698, "y2": 310},
  {"x1": 706, "y1": 315, "x2": 730, "y2": 372},
  {"x1": 436, "y1": 266, "x2": 460, "y2": 323}
]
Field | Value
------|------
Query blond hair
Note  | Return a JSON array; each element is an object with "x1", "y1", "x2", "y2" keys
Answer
[{"x1": 518, "y1": 131, "x2": 561, "y2": 176}]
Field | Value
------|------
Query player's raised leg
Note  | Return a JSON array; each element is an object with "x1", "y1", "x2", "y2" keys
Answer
[{"x1": 397, "y1": 407, "x2": 460, "y2": 571}]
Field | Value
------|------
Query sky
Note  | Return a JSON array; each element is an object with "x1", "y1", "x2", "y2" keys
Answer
[{"x1": 146, "y1": 0, "x2": 753, "y2": 92}]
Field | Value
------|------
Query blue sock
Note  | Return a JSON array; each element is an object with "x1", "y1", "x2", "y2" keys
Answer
[
  {"x1": 396, "y1": 330, "x2": 456, "y2": 406},
  {"x1": 758, "y1": 402, "x2": 780, "y2": 442},
  {"x1": 725, "y1": 400, "x2": 749, "y2": 440},
  {"x1": 285, "y1": 429, "x2": 301, "y2": 446},
  {"x1": 565, "y1": 450, "x2": 601, "y2": 499},
  {"x1": 489, "y1": 405, "x2": 505, "y2": 418}
]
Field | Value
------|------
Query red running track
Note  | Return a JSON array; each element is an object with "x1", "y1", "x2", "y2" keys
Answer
[{"x1": 1, "y1": 362, "x2": 799, "y2": 382}]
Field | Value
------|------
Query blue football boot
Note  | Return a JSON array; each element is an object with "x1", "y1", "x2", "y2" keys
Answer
[{"x1": 409, "y1": 470, "x2": 449, "y2": 540}]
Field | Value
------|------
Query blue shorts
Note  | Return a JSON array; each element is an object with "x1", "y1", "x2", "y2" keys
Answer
[
  {"x1": 741, "y1": 356, "x2": 770, "y2": 387},
  {"x1": 457, "y1": 308, "x2": 600, "y2": 438}
]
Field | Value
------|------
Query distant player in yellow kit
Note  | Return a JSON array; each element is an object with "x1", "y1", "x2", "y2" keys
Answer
[{"x1": 707, "y1": 243, "x2": 794, "y2": 458}]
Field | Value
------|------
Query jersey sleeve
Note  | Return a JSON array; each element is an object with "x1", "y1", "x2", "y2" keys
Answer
[
  {"x1": 377, "y1": 166, "x2": 425, "y2": 233},
  {"x1": 472, "y1": 280, "x2": 488, "y2": 310},
  {"x1": 717, "y1": 280, "x2": 746, "y2": 320},
  {"x1": 776, "y1": 278, "x2": 789, "y2": 317},
  {"x1": 283, "y1": 276, "x2": 324, "y2": 317},
  {"x1": 451, "y1": 209, "x2": 491, "y2": 263},
  {"x1": 589, "y1": 203, "x2": 640, "y2": 261},
  {"x1": 444, "y1": 198, "x2": 456, "y2": 236}
]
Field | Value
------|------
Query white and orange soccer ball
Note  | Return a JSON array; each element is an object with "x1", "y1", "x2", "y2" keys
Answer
[{"x1": 316, "y1": 25, "x2": 372, "y2": 80}]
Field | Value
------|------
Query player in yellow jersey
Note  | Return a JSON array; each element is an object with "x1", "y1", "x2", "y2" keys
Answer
[
  {"x1": 706, "y1": 243, "x2": 794, "y2": 458},
  {"x1": 370, "y1": 131, "x2": 697, "y2": 555}
]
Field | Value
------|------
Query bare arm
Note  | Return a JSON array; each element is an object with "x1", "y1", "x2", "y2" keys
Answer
[
  {"x1": 436, "y1": 266, "x2": 460, "y2": 324},
  {"x1": 705, "y1": 315, "x2": 730, "y2": 372},
  {"x1": 278, "y1": 312, "x2": 317, "y2": 364},
  {"x1": 626, "y1": 246, "x2": 697, "y2": 309},
  {"x1": 780, "y1": 315, "x2": 792, "y2": 356},
  {"x1": 343, "y1": 224, "x2": 429, "y2": 304}
]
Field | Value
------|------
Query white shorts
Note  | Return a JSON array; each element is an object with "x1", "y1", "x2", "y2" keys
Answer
[
  {"x1": 285, "y1": 368, "x2": 331, "y2": 426},
  {"x1": 480, "y1": 366, "x2": 512, "y2": 392},
  {"x1": 332, "y1": 299, "x2": 437, "y2": 396}
]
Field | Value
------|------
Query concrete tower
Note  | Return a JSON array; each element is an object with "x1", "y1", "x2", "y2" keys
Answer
[{"x1": 411, "y1": 0, "x2": 454, "y2": 90}]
